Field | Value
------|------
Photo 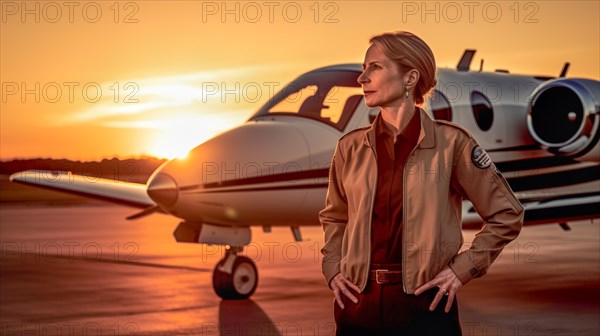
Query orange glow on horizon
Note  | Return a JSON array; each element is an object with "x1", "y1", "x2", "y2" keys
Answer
[{"x1": 1, "y1": 1, "x2": 598, "y2": 161}]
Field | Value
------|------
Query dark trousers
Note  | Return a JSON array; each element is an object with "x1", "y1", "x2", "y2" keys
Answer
[{"x1": 334, "y1": 280, "x2": 462, "y2": 336}]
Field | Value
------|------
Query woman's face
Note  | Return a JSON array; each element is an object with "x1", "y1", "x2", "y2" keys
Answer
[{"x1": 358, "y1": 43, "x2": 407, "y2": 108}]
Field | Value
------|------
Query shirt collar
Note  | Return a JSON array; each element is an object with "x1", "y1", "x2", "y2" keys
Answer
[
  {"x1": 365, "y1": 107, "x2": 435, "y2": 149},
  {"x1": 375, "y1": 107, "x2": 420, "y2": 141}
]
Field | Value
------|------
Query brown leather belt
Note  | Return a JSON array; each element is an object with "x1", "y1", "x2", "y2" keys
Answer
[{"x1": 369, "y1": 269, "x2": 403, "y2": 285}]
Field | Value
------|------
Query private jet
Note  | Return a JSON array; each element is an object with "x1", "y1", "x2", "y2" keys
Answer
[{"x1": 10, "y1": 50, "x2": 600, "y2": 299}]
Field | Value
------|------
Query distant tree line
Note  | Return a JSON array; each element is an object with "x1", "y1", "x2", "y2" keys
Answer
[{"x1": 0, "y1": 157, "x2": 167, "y2": 184}]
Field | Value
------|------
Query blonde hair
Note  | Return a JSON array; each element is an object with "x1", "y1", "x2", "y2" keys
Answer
[{"x1": 369, "y1": 31, "x2": 437, "y2": 105}]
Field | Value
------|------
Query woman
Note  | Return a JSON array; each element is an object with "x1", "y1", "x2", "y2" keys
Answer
[{"x1": 319, "y1": 31, "x2": 524, "y2": 335}]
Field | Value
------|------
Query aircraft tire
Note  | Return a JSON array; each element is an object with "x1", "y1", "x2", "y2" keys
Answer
[{"x1": 212, "y1": 256, "x2": 258, "y2": 299}]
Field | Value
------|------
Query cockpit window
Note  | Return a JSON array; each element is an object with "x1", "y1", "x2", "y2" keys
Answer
[
  {"x1": 250, "y1": 70, "x2": 362, "y2": 131},
  {"x1": 267, "y1": 85, "x2": 319, "y2": 114}
]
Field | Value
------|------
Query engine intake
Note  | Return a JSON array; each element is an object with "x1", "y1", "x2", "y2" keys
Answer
[{"x1": 527, "y1": 78, "x2": 600, "y2": 161}]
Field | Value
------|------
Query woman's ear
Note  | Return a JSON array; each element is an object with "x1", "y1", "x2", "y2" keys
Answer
[{"x1": 404, "y1": 69, "x2": 420, "y2": 90}]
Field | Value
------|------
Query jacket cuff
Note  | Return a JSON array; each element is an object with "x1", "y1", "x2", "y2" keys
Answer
[
  {"x1": 323, "y1": 262, "x2": 341, "y2": 289},
  {"x1": 449, "y1": 252, "x2": 479, "y2": 285}
]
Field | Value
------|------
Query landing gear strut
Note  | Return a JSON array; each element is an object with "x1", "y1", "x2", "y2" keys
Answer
[{"x1": 212, "y1": 246, "x2": 258, "y2": 299}]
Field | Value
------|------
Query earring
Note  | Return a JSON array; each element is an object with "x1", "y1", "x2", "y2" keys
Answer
[{"x1": 405, "y1": 90, "x2": 409, "y2": 99}]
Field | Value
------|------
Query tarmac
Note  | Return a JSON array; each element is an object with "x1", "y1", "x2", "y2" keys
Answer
[{"x1": 1, "y1": 204, "x2": 598, "y2": 335}]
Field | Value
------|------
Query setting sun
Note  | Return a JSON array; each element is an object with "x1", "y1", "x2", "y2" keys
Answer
[
  {"x1": 149, "y1": 137, "x2": 192, "y2": 160},
  {"x1": 145, "y1": 114, "x2": 249, "y2": 160},
  {"x1": 148, "y1": 128, "x2": 207, "y2": 160}
]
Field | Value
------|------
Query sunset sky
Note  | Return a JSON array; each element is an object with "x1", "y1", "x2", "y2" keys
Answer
[{"x1": 2, "y1": 0, "x2": 599, "y2": 160}]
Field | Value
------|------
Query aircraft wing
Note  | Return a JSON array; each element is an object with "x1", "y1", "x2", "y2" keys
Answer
[{"x1": 9, "y1": 170, "x2": 154, "y2": 209}]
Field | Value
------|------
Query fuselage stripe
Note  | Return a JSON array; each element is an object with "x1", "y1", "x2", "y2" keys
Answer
[
  {"x1": 186, "y1": 183, "x2": 329, "y2": 194},
  {"x1": 178, "y1": 163, "x2": 599, "y2": 194}
]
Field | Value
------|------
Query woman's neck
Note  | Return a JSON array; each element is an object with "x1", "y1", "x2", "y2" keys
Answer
[{"x1": 380, "y1": 103, "x2": 416, "y2": 137}]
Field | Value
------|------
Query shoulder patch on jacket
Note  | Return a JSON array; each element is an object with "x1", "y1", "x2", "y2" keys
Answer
[{"x1": 471, "y1": 145, "x2": 492, "y2": 169}]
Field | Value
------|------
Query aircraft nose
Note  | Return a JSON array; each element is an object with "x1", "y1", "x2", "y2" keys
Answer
[{"x1": 147, "y1": 173, "x2": 179, "y2": 207}]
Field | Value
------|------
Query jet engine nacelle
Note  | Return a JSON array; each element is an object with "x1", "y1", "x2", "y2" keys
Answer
[{"x1": 527, "y1": 78, "x2": 600, "y2": 162}]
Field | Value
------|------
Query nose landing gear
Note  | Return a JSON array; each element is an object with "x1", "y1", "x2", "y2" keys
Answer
[{"x1": 212, "y1": 246, "x2": 258, "y2": 299}]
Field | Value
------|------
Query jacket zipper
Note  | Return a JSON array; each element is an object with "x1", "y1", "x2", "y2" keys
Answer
[
  {"x1": 402, "y1": 143, "x2": 419, "y2": 293},
  {"x1": 365, "y1": 136, "x2": 378, "y2": 291}
]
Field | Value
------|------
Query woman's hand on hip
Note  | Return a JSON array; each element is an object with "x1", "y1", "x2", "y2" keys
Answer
[
  {"x1": 330, "y1": 273, "x2": 360, "y2": 309},
  {"x1": 414, "y1": 266, "x2": 463, "y2": 313}
]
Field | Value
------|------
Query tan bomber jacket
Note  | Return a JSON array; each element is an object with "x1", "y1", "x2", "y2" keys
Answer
[{"x1": 319, "y1": 108, "x2": 524, "y2": 294}]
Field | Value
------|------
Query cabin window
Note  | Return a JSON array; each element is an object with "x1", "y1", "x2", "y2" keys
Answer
[
  {"x1": 471, "y1": 91, "x2": 494, "y2": 131},
  {"x1": 429, "y1": 90, "x2": 452, "y2": 121}
]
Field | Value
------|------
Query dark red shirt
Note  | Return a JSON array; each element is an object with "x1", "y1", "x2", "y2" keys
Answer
[{"x1": 371, "y1": 109, "x2": 421, "y2": 264}]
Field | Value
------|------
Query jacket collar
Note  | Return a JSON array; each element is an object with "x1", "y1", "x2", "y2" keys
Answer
[{"x1": 364, "y1": 107, "x2": 435, "y2": 149}]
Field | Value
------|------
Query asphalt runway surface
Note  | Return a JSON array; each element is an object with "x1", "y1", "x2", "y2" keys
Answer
[{"x1": 1, "y1": 204, "x2": 598, "y2": 335}]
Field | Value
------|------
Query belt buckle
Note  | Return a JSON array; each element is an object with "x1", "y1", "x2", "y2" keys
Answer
[{"x1": 375, "y1": 269, "x2": 389, "y2": 284}]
